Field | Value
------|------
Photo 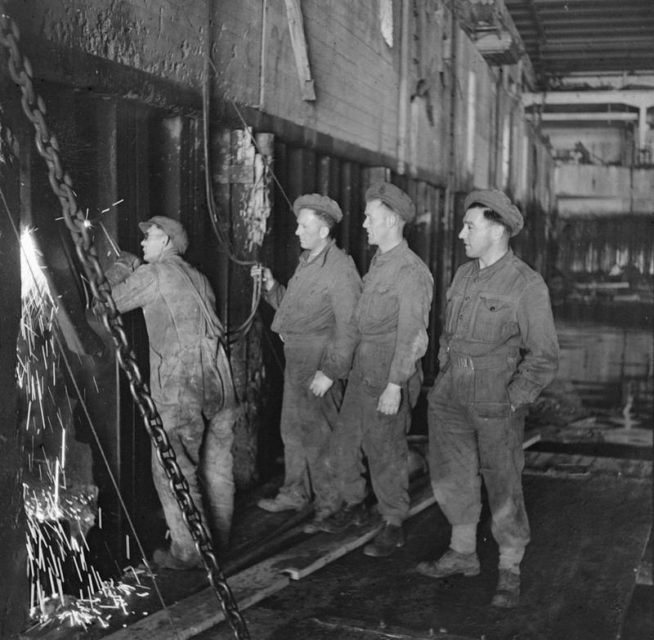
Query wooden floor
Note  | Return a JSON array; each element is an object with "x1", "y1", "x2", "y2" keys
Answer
[
  {"x1": 200, "y1": 466, "x2": 651, "y2": 640},
  {"x1": 21, "y1": 446, "x2": 652, "y2": 640}
]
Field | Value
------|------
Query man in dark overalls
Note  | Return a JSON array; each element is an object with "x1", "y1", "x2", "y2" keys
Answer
[
  {"x1": 252, "y1": 195, "x2": 361, "y2": 530},
  {"x1": 108, "y1": 216, "x2": 236, "y2": 569},
  {"x1": 320, "y1": 182, "x2": 433, "y2": 558},
  {"x1": 417, "y1": 189, "x2": 559, "y2": 607}
]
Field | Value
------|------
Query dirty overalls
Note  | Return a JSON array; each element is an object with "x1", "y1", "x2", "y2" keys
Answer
[
  {"x1": 266, "y1": 240, "x2": 361, "y2": 515},
  {"x1": 428, "y1": 250, "x2": 559, "y2": 563},
  {"x1": 330, "y1": 240, "x2": 433, "y2": 525},
  {"x1": 111, "y1": 254, "x2": 235, "y2": 560}
]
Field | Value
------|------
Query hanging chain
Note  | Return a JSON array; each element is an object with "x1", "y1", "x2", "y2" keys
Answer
[{"x1": 0, "y1": 6, "x2": 249, "y2": 639}]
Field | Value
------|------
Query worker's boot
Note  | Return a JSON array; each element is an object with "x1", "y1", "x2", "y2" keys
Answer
[
  {"x1": 152, "y1": 548, "x2": 203, "y2": 571},
  {"x1": 303, "y1": 509, "x2": 333, "y2": 534},
  {"x1": 257, "y1": 492, "x2": 307, "y2": 513},
  {"x1": 363, "y1": 522, "x2": 405, "y2": 557},
  {"x1": 491, "y1": 569, "x2": 520, "y2": 608},
  {"x1": 318, "y1": 502, "x2": 369, "y2": 533},
  {"x1": 416, "y1": 548, "x2": 480, "y2": 579}
]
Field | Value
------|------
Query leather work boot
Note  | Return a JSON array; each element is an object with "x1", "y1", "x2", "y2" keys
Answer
[
  {"x1": 415, "y1": 548, "x2": 480, "y2": 579},
  {"x1": 152, "y1": 548, "x2": 204, "y2": 571},
  {"x1": 363, "y1": 522, "x2": 405, "y2": 558},
  {"x1": 491, "y1": 569, "x2": 520, "y2": 608},
  {"x1": 257, "y1": 493, "x2": 307, "y2": 513},
  {"x1": 318, "y1": 502, "x2": 369, "y2": 534},
  {"x1": 303, "y1": 510, "x2": 332, "y2": 534}
]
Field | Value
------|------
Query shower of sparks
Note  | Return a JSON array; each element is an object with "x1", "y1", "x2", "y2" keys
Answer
[
  {"x1": 20, "y1": 227, "x2": 51, "y2": 305},
  {"x1": 18, "y1": 223, "x2": 151, "y2": 632},
  {"x1": 24, "y1": 487, "x2": 151, "y2": 630}
]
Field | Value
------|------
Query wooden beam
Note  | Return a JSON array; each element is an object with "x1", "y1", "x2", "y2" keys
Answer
[
  {"x1": 531, "y1": 112, "x2": 639, "y2": 121},
  {"x1": 524, "y1": 451, "x2": 652, "y2": 481},
  {"x1": 523, "y1": 89, "x2": 654, "y2": 109},
  {"x1": 284, "y1": 0, "x2": 316, "y2": 101}
]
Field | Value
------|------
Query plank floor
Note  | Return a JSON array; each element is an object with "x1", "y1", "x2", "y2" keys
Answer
[
  {"x1": 20, "y1": 452, "x2": 652, "y2": 640},
  {"x1": 206, "y1": 472, "x2": 651, "y2": 640}
]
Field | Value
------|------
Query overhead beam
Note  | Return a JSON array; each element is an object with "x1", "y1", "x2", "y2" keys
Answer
[
  {"x1": 523, "y1": 89, "x2": 654, "y2": 109},
  {"x1": 542, "y1": 63, "x2": 654, "y2": 75},
  {"x1": 528, "y1": 112, "x2": 638, "y2": 121},
  {"x1": 521, "y1": 0, "x2": 651, "y2": 5},
  {"x1": 517, "y1": 20, "x2": 654, "y2": 32},
  {"x1": 541, "y1": 39, "x2": 654, "y2": 50},
  {"x1": 538, "y1": 51, "x2": 654, "y2": 61}
]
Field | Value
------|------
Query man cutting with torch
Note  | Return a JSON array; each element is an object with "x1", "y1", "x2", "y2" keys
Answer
[{"x1": 104, "y1": 216, "x2": 236, "y2": 570}]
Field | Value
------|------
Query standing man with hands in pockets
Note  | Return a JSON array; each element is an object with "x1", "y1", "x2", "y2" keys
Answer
[
  {"x1": 417, "y1": 189, "x2": 559, "y2": 608},
  {"x1": 251, "y1": 194, "x2": 361, "y2": 532}
]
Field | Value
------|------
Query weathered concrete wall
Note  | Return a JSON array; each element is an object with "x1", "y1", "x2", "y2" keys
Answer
[
  {"x1": 11, "y1": 0, "x2": 207, "y2": 90},
  {"x1": 9, "y1": 0, "x2": 551, "y2": 191},
  {"x1": 556, "y1": 165, "x2": 654, "y2": 216}
]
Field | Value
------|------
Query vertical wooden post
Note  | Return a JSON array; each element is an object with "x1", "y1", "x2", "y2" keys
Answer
[
  {"x1": 397, "y1": 0, "x2": 411, "y2": 174},
  {"x1": 212, "y1": 128, "x2": 275, "y2": 488}
]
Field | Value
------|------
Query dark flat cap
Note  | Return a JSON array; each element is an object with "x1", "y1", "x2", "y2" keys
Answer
[
  {"x1": 293, "y1": 194, "x2": 343, "y2": 224},
  {"x1": 463, "y1": 189, "x2": 524, "y2": 237},
  {"x1": 365, "y1": 182, "x2": 416, "y2": 223},
  {"x1": 138, "y1": 216, "x2": 189, "y2": 254}
]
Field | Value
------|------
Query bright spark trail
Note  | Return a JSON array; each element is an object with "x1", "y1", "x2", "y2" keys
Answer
[{"x1": 18, "y1": 226, "x2": 150, "y2": 632}]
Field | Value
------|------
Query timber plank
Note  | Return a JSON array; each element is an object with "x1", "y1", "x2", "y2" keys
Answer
[
  {"x1": 524, "y1": 451, "x2": 652, "y2": 480},
  {"x1": 101, "y1": 484, "x2": 435, "y2": 640},
  {"x1": 101, "y1": 565, "x2": 290, "y2": 640},
  {"x1": 210, "y1": 609, "x2": 478, "y2": 640},
  {"x1": 233, "y1": 474, "x2": 652, "y2": 640},
  {"x1": 282, "y1": 483, "x2": 436, "y2": 580}
]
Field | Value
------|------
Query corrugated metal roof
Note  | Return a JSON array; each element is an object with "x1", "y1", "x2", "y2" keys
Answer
[{"x1": 505, "y1": 0, "x2": 654, "y2": 87}]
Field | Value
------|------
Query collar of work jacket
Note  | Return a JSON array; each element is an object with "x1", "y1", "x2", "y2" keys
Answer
[
  {"x1": 370, "y1": 238, "x2": 408, "y2": 267},
  {"x1": 298, "y1": 238, "x2": 335, "y2": 268},
  {"x1": 471, "y1": 248, "x2": 513, "y2": 280}
]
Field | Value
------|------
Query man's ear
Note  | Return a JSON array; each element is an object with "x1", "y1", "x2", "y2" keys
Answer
[
  {"x1": 319, "y1": 225, "x2": 330, "y2": 240},
  {"x1": 491, "y1": 222, "x2": 506, "y2": 240},
  {"x1": 387, "y1": 211, "x2": 401, "y2": 229}
]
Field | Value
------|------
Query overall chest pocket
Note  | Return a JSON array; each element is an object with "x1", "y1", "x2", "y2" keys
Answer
[
  {"x1": 362, "y1": 284, "x2": 395, "y2": 325},
  {"x1": 470, "y1": 295, "x2": 516, "y2": 343}
]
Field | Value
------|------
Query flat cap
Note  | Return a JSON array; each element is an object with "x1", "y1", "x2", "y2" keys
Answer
[
  {"x1": 365, "y1": 182, "x2": 416, "y2": 223},
  {"x1": 138, "y1": 216, "x2": 189, "y2": 254},
  {"x1": 464, "y1": 189, "x2": 524, "y2": 237},
  {"x1": 293, "y1": 194, "x2": 343, "y2": 224}
]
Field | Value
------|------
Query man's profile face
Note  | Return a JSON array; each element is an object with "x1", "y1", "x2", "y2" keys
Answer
[
  {"x1": 141, "y1": 226, "x2": 169, "y2": 263},
  {"x1": 458, "y1": 206, "x2": 497, "y2": 260},
  {"x1": 363, "y1": 199, "x2": 391, "y2": 247},
  {"x1": 295, "y1": 209, "x2": 327, "y2": 252}
]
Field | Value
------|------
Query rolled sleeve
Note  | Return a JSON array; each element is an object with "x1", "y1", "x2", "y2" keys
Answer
[{"x1": 263, "y1": 281, "x2": 285, "y2": 310}]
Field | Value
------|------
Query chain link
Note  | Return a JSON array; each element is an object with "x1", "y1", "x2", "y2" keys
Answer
[{"x1": 0, "y1": 6, "x2": 250, "y2": 638}]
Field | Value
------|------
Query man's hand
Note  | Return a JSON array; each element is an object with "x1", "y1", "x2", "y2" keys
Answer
[
  {"x1": 117, "y1": 251, "x2": 141, "y2": 271},
  {"x1": 377, "y1": 383, "x2": 401, "y2": 415},
  {"x1": 105, "y1": 251, "x2": 141, "y2": 286},
  {"x1": 250, "y1": 264, "x2": 275, "y2": 292},
  {"x1": 309, "y1": 370, "x2": 334, "y2": 397}
]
